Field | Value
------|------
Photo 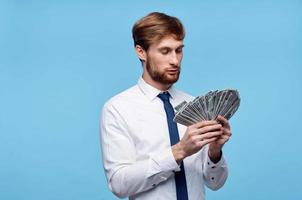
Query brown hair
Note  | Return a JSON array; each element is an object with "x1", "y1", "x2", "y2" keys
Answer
[{"x1": 132, "y1": 12, "x2": 185, "y2": 51}]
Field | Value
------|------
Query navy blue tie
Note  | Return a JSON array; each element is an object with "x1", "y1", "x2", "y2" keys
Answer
[{"x1": 158, "y1": 92, "x2": 189, "y2": 200}]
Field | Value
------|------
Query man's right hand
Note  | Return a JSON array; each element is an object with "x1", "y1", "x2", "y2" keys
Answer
[{"x1": 172, "y1": 120, "x2": 223, "y2": 164}]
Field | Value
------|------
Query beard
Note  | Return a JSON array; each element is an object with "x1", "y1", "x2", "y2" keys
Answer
[{"x1": 146, "y1": 60, "x2": 181, "y2": 85}]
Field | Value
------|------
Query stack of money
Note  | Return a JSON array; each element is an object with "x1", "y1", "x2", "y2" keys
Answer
[{"x1": 174, "y1": 89, "x2": 240, "y2": 126}]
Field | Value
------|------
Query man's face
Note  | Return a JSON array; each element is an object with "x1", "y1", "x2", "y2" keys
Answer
[{"x1": 145, "y1": 36, "x2": 184, "y2": 85}]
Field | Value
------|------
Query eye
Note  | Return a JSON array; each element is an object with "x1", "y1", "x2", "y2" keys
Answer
[
  {"x1": 176, "y1": 47, "x2": 183, "y2": 54},
  {"x1": 160, "y1": 49, "x2": 170, "y2": 55}
]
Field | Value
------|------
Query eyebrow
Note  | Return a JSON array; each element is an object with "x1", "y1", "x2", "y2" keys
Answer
[
  {"x1": 178, "y1": 44, "x2": 185, "y2": 49},
  {"x1": 158, "y1": 44, "x2": 185, "y2": 50}
]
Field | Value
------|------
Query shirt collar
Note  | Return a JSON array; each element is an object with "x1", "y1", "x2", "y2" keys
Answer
[{"x1": 137, "y1": 77, "x2": 177, "y2": 101}]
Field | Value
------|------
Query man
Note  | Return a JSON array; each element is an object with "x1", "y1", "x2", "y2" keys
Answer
[{"x1": 100, "y1": 12, "x2": 232, "y2": 200}]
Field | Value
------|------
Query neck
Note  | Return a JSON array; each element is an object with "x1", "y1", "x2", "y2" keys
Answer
[{"x1": 142, "y1": 72, "x2": 172, "y2": 91}]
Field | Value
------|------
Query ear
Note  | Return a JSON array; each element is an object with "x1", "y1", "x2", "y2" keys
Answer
[{"x1": 135, "y1": 45, "x2": 147, "y2": 62}]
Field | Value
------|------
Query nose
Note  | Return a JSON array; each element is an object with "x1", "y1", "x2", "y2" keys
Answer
[{"x1": 169, "y1": 52, "x2": 180, "y2": 66}]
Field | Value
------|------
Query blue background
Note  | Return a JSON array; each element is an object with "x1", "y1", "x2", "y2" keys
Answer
[{"x1": 1, "y1": 0, "x2": 301, "y2": 199}]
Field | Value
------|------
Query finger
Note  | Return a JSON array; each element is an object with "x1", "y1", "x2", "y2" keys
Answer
[
  {"x1": 216, "y1": 115, "x2": 230, "y2": 129},
  {"x1": 221, "y1": 134, "x2": 231, "y2": 140},
  {"x1": 200, "y1": 130, "x2": 222, "y2": 140},
  {"x1": 192, "y1": 120, "x2": 218, "y2": 129},
  {"x1": 216, "y1": 134, "x2": 231, "y2": 143},
  {"x1": 191, "y1": 130, "x2": 222, "y2": 142},
  {"x1": 222, "y1": 127, "x2": 232, "y2": 136},
  {"x1": 196, "y1": 124, "x2": 222, "y2": 135},
  {"x1": 198, "y1": 137, "x2": 217, "y2": 147}
]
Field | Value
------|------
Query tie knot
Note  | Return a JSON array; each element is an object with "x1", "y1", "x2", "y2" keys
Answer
[{"x1": 158, "y1": 91, "x2": 170, "y2": 102}]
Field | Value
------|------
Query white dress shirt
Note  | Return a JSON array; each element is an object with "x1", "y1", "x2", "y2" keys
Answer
[{"x1": 100, "y1": 77, "x2": 228, "y2": 200}]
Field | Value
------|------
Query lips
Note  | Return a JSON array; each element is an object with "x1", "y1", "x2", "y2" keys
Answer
[{"x1": 166, "y1": 69, "x2": 180, "y2": 75}]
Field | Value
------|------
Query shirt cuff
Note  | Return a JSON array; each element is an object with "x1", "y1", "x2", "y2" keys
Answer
[
  {"x1": 148, "y1": 147, "x2": 180, "y2": 177},
  {"x1": 205, "y1": 152, "x2": 227, "y2": 172}
]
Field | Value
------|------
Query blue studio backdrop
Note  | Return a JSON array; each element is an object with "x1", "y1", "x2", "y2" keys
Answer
[{"x1": 1, "y1": 0, "x2": 301, "y2": 200}]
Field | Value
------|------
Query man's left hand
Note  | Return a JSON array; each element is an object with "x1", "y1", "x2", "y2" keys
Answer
[{"x1": 208, "y1": 115, "x2": 232, "y2": 162}]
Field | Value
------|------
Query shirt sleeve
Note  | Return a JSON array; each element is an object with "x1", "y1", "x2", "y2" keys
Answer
[
  {"x1": 202, "y1": 145, "x2": 228, "y2": 190},
  {"x1": 100, "y1": 102, "x2": 179, "y2": 198}
]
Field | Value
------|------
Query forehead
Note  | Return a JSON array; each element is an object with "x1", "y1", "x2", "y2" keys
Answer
[{"x1": 152, "y1": 36, "x2": 184, "y2": 49}]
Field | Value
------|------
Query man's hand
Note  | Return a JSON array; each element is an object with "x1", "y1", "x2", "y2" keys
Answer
[
  {"x1": 208, "y1": 115, "x2": 232, "y2": 163},
  {"x1": 172, "y1": 120, "x2": 223, "y2": 164}
]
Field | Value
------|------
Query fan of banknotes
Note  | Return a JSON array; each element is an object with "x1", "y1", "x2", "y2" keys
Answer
[{"x1": 173, "y1": 89, "x2": 240, "y2": 126}]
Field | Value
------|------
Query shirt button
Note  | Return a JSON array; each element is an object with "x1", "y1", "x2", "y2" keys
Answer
[{"x1": 211, "y1": 177, "x2": 215, "y2": 180}]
